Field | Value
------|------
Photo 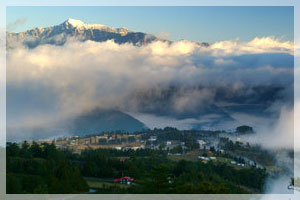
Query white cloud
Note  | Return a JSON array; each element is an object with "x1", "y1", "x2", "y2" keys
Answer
[
  {"x1": 210, "y1": 37, "x2": 293, "y2": 56},
  {"x1": 7, "y1": 18, "x2": 27, "y2": 32},
  {"x1": 172, "y1": 88, "x2": 215, "y2": 113},
  {"x1": 154, "y1": 31, "x2": 171, "y2": 40},
  {"x1": 6, "y1": 36, "x2": 294, "y2": 140}
]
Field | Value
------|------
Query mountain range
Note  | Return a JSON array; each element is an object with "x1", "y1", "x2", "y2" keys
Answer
[{"x1": 7, "y1": 18, "x2": 209, "y2": 48}]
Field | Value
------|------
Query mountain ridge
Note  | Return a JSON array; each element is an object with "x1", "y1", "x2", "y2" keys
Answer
[{"x1": 7, "y1": 18, "x2": 209, "y2": 48}]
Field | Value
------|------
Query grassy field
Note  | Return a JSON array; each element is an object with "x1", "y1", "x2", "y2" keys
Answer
[
  {"x1": 167, "y1": 150, "x2": 205, "y2": 162},
  {"x1": 167, "y1": 150, "x2": 250, "y2": 170}
]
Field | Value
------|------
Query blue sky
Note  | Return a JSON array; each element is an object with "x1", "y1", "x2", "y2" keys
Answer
[{"x1": 7, "y1": 6, "x2": 294, "y2": 43}]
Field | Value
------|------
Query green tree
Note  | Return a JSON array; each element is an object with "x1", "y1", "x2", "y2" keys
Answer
[{"x1": 143, "y1": 164, "x2": 172, "y2": 193}]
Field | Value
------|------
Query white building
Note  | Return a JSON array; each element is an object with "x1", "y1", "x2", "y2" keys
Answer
[
  {"x1": 115, "y1": 146, "x2": 122, "y2": 150},
  {"x1": 149, "y1": 136, "x2": 157, "y2": 142},
  {"x1": 197, "y1": 140, "x2": 207, "y2": 149}
]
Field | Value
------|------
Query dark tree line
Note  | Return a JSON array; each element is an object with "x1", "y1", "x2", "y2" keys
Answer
[
  {"x1": 7, "y1": 141, "x2": 268, "y2": 194},
  {"x1": 75, "y1": 148, "x2": 267, "y2": 193},
  {"x1": 6, "y1": 142, "x2": 89, "y2": 194}
]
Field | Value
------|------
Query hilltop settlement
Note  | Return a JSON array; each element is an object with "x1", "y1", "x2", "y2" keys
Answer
[{"x1": 7, "y1": 126, "x2": 291, "y2": 194}]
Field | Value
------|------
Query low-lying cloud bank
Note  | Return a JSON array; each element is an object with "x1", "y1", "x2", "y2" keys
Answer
[
  {"x1": 236, "y1": 105, "x2": 294, "y2": 150},
  {"x1": 6, "y1": 36, "x2": 294, "y2": 141}
]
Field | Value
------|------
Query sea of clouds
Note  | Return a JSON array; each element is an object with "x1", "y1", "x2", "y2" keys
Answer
[
  {"x1": 6, "y1": 36, "x2": 294, "y2": 140},
  {"x1": 5, "y1": 35, "x2": 295, "y2": 144}
]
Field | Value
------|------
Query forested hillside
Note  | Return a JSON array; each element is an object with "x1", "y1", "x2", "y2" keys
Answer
[{"x1": 7, "y1": 142, "x2": 267, "y2": 194}]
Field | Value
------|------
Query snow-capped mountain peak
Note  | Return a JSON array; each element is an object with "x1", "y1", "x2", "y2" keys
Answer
[
  {"x1": 62, "y1": 18, "x2": 108, "y2": 30},
  {"x1": 65, "y1": 18, "x2": 85, "y2": 27},
  {"x1": 59, "y1": 18, "x2": 132, "y2": 36}
]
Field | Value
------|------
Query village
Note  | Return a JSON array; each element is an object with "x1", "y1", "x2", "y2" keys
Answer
[
  {"x1": 10, "y1": 127, "x2": 282, "y2": 193},
  {"x1": 34, "y1": 132, "x2": 223, "y2": 154},
  {"x1": 33, "y1": 128, "x2": 265, "y2": 170}
]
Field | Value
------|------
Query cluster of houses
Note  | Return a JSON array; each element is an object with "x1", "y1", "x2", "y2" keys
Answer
[
  {"x1": 35, "y1": 132, "x2": 224, "y2": 156},
  {"x1": 55, "y1": 134, "x2": 142, "y2": 146},
  {"x1": 45, "y1": 133, "x2": 166, "y2": 154},
  {"x1": 198, "y1": 156, "x2": 217, "y2": 163},
  {"x1": 198, "y1": 155, "x2": 247, "y2": 167}
]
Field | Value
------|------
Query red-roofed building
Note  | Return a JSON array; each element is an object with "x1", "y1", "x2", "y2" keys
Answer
[{"x1": 113, "y1": 176, "x2": 134, "y2": 184}]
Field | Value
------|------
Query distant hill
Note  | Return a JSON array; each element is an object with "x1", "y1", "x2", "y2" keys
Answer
[
  {"x1": 70, "y1": 109, "x2": 147, "y2": 136},
  {"x1": 6, "y1": 109, "x2": 147, "y2": 141},
  {"x1": 236, "y1": 125, "x2": 254, "y2": 134}
]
